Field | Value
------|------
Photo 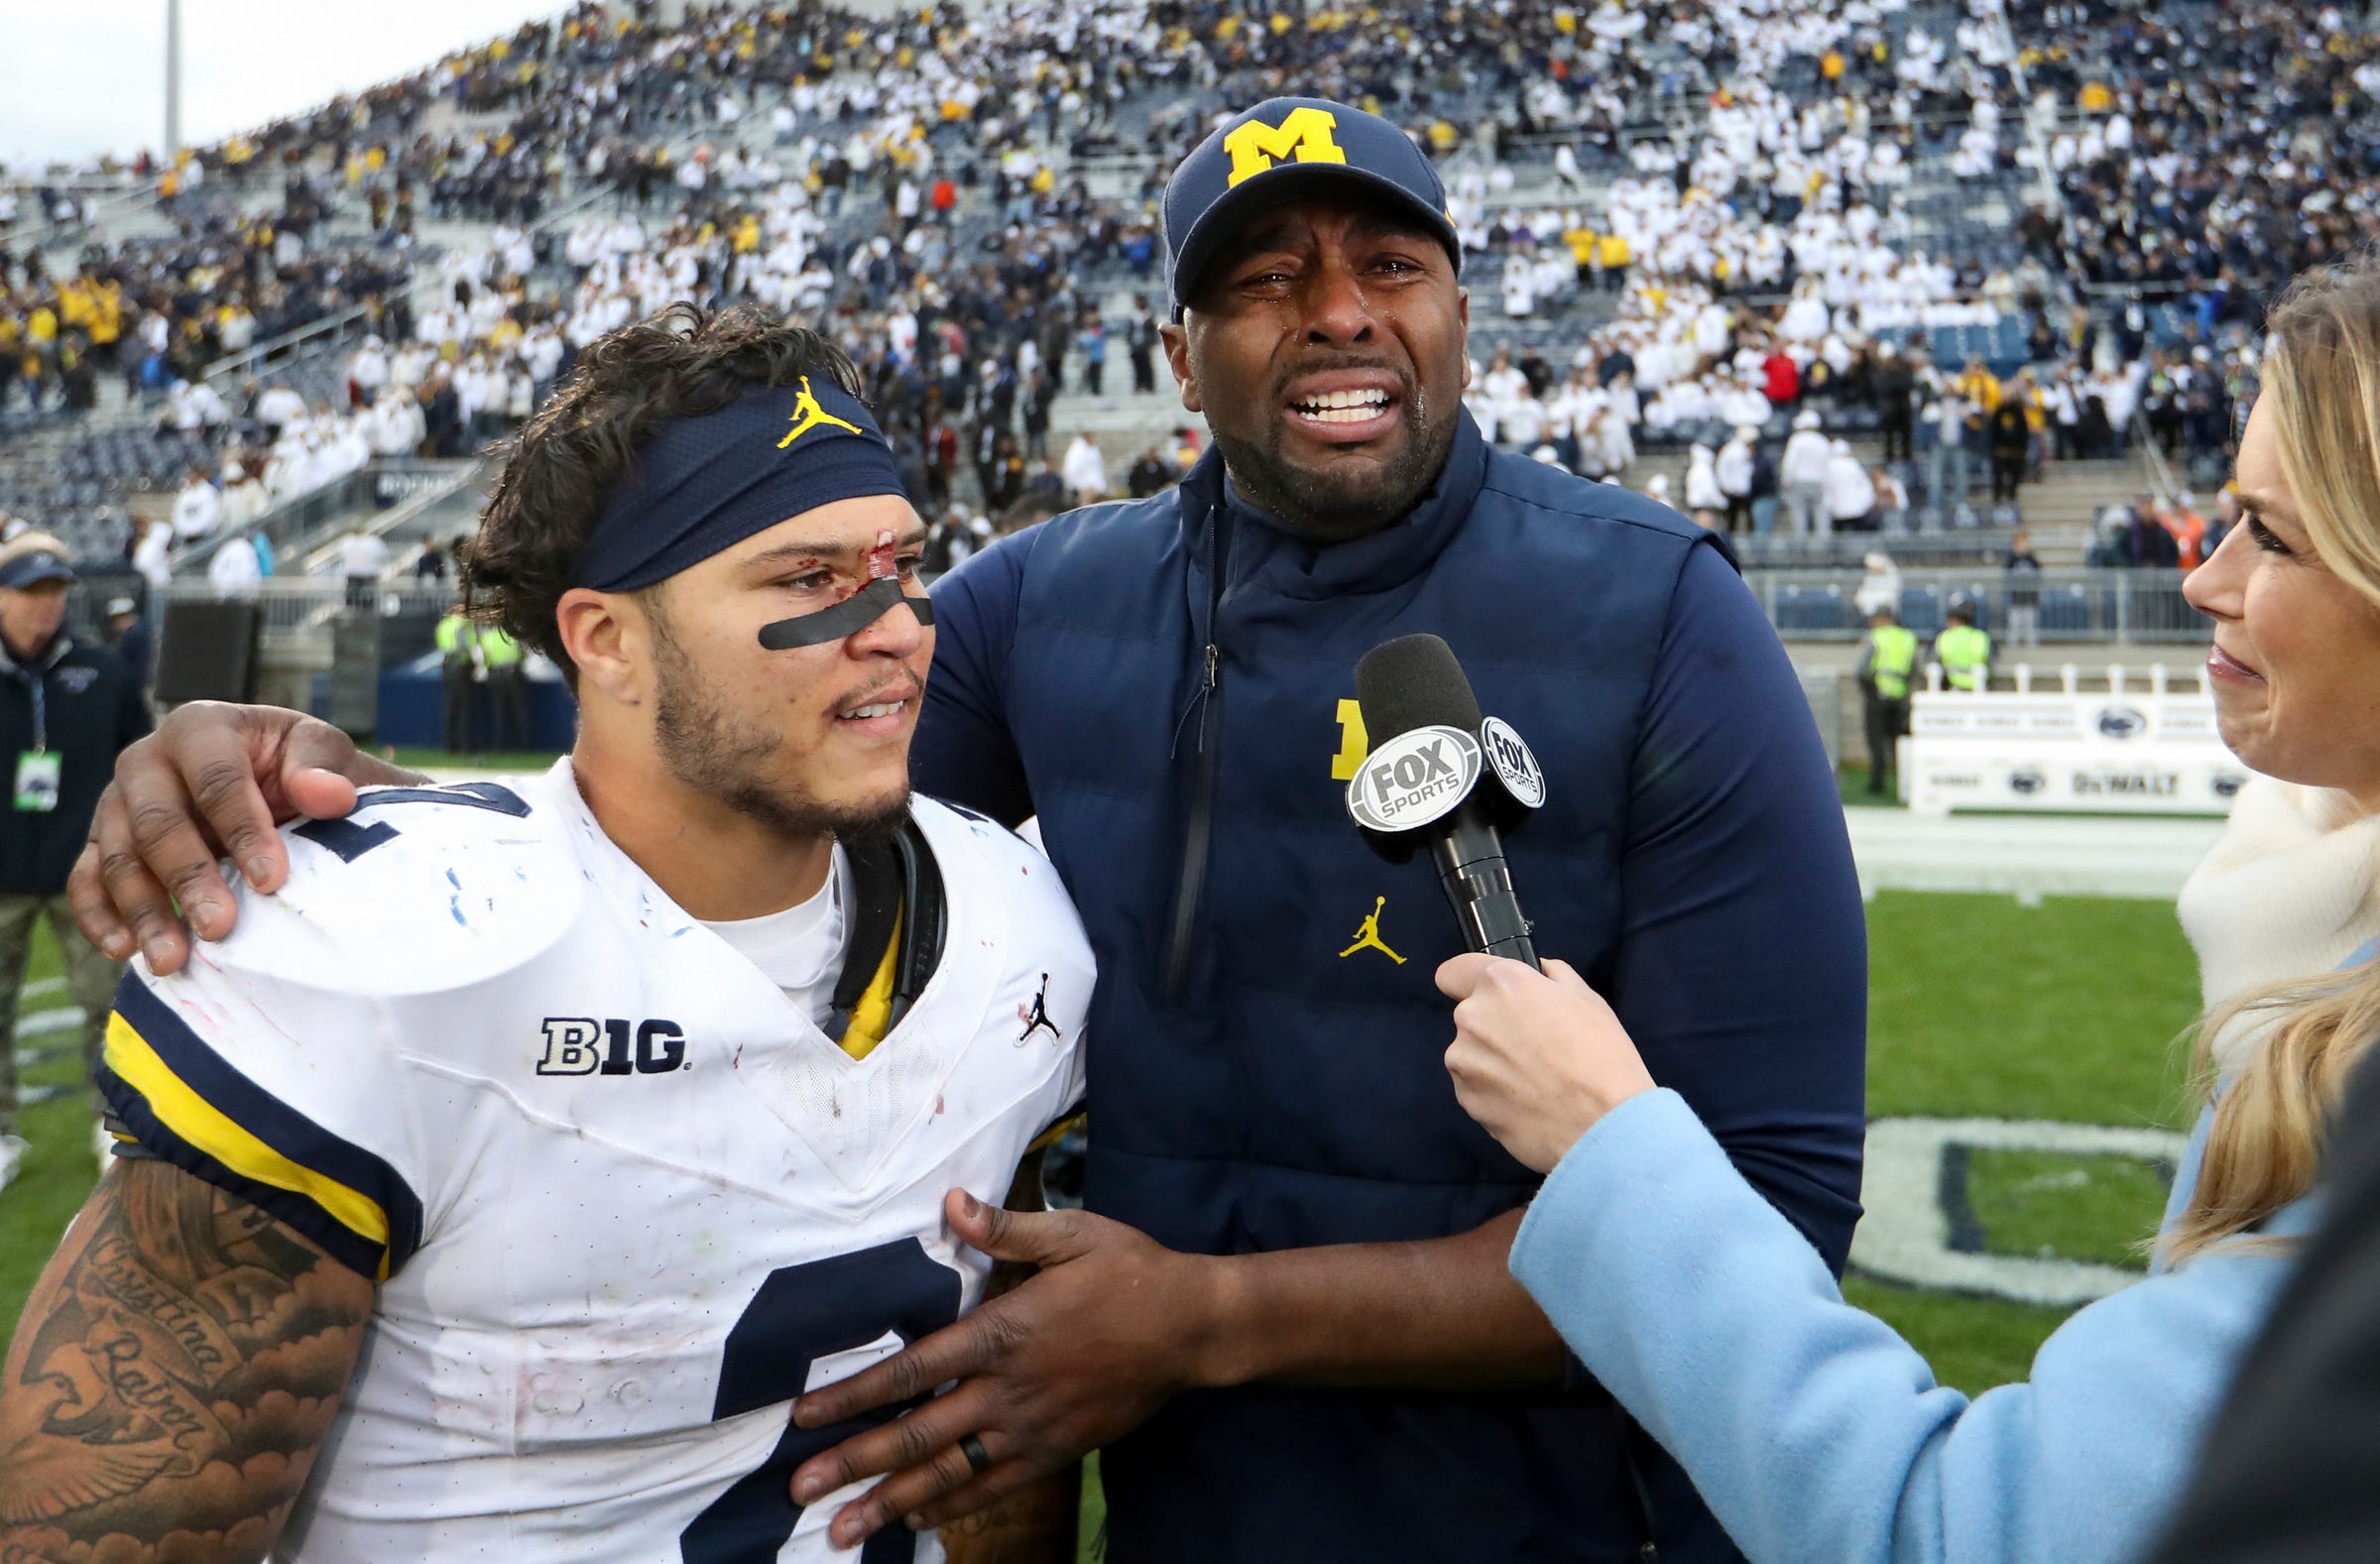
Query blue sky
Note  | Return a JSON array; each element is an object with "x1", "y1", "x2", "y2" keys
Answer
[{"x1": 2, "y1": 1, "x2": 563, "y2": 169}]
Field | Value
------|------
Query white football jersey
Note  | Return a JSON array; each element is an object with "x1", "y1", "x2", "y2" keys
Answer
[{"x1": 98, "y1": 761, "x2": 1091, "y2": 1563}]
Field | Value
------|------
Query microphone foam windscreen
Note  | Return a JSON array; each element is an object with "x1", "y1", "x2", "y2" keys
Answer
[{"x1": 1356, "y1": 633, "x2": 1484, "y2": 742}]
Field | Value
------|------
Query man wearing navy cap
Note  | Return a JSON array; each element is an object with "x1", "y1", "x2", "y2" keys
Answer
[
  {"x1": 68, "y1": 99, "x2": 1866, "y2": 1562},
  {"x1": 0, "y1": 533, "x2": 151, "y2": 1193}
]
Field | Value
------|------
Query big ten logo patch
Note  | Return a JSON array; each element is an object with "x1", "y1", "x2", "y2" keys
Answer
[
  {"x1": 1224, "y1": 106, "x2": 1349, "y2": 188},
  {"x1": 537, "y1": 1018, "x2": 688, "y2": 1076}
]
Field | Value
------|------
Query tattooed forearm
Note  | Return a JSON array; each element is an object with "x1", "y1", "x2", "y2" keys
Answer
[
  {"x1": 0, "y1": 1158, "x2": 373, "y2": 1563},
  {"x1": 937, "y1": 1463, "x2": 1083, "y2": 1564}
]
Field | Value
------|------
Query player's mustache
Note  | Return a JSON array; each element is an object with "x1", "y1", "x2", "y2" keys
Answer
[{"x1": 833, "y1": 671, "x2": 926, "y2": 717}]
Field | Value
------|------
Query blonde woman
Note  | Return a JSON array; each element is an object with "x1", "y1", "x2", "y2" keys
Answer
[{"x1": 1435, "y1": 258, "x2": 2380, "y2": 1564}]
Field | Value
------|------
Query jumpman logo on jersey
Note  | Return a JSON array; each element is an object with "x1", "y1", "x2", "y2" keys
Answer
[
  {"x1": 776, "y1": 375, "x2": 864, "y2": 448},
  {"x1": 1017, "y1": 974, "x2": 1059, "y2": 1043},
  {"x1": 1339, "y1": 897, "x2": 1406, "y2": 964}
]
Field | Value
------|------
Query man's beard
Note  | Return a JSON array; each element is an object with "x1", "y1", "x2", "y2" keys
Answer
[
  {"x1": 1212, "y1": 380, "x2": 1457, "y2": 542},
  {"x1": 649, "y1": 612, "x2": 908, "y2": 846}
]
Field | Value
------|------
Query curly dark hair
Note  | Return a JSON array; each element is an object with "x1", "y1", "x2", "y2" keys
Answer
[{"x1": 460, "y1": 302, "x2": 863, "y2": 680}]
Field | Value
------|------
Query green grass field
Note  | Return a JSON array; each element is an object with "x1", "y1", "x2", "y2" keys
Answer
[{"x1": 0, "y1": 890, "x2": 2204, "y2": 1554}]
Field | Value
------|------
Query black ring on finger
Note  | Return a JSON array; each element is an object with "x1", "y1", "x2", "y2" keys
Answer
[{"x1": 959, "y1": 1433, "x2": 993, "y2": 1477}]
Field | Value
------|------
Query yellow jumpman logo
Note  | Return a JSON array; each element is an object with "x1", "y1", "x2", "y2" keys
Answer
[
  {"x1": 1338, "y1": 897, "x2": 1406, "y2": 964},
  {"x1": 776, "y1": 375, "x2": 865, "y2": 448}
]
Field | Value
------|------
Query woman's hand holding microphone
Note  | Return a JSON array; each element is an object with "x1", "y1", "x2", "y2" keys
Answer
[{"x1": 1435, "y1": 955, "x2": 1658, "y2": 1174}]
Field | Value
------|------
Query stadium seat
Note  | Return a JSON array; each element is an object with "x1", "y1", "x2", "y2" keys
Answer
[{"x1": 2039, "y1": 585, "x2": 2091, "y2": 635}]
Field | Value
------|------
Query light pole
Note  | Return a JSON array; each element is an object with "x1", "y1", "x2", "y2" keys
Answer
[{"x1": 165, "y1": 0, "x2": 183, "y2": 160}]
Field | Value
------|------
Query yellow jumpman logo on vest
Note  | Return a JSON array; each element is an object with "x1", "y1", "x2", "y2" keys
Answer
[
  {"x1": 1339, "y1": 897, "x2": 1406, "y2": 964},
  {"x1": 776, "y1": 375, "x2": 864, "y2": 448}
]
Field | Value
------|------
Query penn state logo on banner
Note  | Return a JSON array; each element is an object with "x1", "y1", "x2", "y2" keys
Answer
[{"x1": 2094, "y1": 706, "x2": 2148, "y2": 741}]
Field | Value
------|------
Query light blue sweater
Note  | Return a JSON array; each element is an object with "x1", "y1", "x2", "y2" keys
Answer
[{"x1": 1511, "y1": 1091, "x2": 2314, "y2": 1564}]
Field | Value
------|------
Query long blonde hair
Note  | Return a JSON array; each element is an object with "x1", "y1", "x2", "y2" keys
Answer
[{"x1": 2166, "y1": 257, "x2": 2380, "y2": 1263}]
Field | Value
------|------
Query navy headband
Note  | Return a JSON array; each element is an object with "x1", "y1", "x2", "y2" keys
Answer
[{"x1": 572, "y1": 374, "x2": 908, "y2": 593}]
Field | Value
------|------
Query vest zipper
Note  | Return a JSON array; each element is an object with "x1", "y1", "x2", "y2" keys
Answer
[{"x1": 1162, "y1": 513, "x2": 1229, "y2": 1003}]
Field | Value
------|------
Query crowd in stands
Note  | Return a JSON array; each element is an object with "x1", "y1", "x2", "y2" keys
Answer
[
  {"x1": 15, "y1": 0, "x2": 2377, "y2": 598},
  {"x1": 2017, "y1": 0, "x2": 2380, "y2": 303}
]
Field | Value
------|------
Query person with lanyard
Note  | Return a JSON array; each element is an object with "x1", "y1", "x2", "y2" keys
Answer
[
  {"x1": 1855, "y1": 604, "x2": 1916, "y2": 797},
  {"x1": 1934, "y1": 600, "x2": 1992, "y2": 692},
  {"x1": 0, "y1": 534, "x2": 152, "y2": 1190},
  {"x1": 63, "y1": 99, "x2": 1866, "y2": 1564},
  {"x1": 435, "y1": 600, "x2": 480, "y2": 755}
]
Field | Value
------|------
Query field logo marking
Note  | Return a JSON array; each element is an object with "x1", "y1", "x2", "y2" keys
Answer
[{"x1": 1850, "y1": 1116, "x2": 2188, "y2": 1308}]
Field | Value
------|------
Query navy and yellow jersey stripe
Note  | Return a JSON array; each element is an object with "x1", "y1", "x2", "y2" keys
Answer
[
  {"x1": 96, "y1": 975, "x2": 423, "y2": 1283},
  {"x1": 1026, "y1": 1110, "x2": 1085, "y2": 1157}
]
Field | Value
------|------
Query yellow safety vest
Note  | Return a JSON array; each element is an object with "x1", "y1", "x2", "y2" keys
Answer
[
  {"x1": 1868, "y1": 626, "x2": 1916, "y2": 701},
  {"x1": 435, "y1": 613, "x2": 477, "y2": 661},
  {"x1": 1936, "y1": 624, "x2": 1991, "y2": 691},
  {"x1": 478, "y1": 627, "x2": 526, "y2": 669}
]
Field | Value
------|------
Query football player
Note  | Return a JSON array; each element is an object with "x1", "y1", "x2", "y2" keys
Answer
[{"x1": 0, "y1": 306, "x2": 1090, "y2": 1563}]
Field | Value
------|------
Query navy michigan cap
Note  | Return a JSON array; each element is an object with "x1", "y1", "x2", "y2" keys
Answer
[{"x1": 1162, "y1": 97, "x2": 1462, "y2": 318}]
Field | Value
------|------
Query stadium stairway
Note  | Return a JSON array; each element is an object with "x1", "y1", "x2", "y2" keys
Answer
[{"x1": 2016, "y1": 455, "x2": 2159, "y2": 565}]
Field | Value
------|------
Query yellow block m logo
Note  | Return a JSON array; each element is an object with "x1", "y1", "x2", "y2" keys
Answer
[{"x1": 1224, "y1": 107, "x2": 1348, "y2": 188}]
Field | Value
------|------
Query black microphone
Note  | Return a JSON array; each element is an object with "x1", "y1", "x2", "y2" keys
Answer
[{"x1": 1350, "y1": 634, "x2": 1544, "y2": 969}]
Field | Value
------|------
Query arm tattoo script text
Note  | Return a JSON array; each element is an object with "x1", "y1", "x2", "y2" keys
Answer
[{"x1": 0, "y1": 1157, "x2": 372, "y2": 1563}]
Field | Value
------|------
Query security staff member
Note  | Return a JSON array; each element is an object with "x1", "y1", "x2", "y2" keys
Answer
[
  {"x1": 1856, "y1": 605, "x2": 1917, "y2": 796},
  {"x1": 479, "y1": 622, "x2": 529, "y2": 752},
  {"x1": 435, "y1": 602, "x2": 478, "y2": 754},
  {"x1": 1935, "y1": 601, "x2": 1993, "y2": 692},
  {"x1": 0, "y1": 535, "x2": 151, "y2": 1190},
  {"x1": 64, "y1": 99, "x2": 1867, "y2": 1564}
]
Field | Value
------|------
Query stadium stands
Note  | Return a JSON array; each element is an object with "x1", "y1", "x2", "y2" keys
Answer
[{"x1": 5, "y1": 0, "x2": 2319, "y2": 645}]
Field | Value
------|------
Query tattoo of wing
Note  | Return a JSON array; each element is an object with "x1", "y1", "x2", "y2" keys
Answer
[
  {"x1": 0, "y1": 1157, "x2": 374, "y2": 1562},
  {"x1": 0, "y1": 1434, "x2": 174, "y2": 1524}
]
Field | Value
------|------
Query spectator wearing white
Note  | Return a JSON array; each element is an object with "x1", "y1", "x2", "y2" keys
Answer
[
  {"x1": 1060, "y1": 431, "x2": 1107, "y2": 505},
  {"x1": 131, "y1": 522, "x2": 174, "y2": 598},
  {"x1": 165, "y1": 380, "x2": 229, "y2": 433},
  {"x1": 1717, "y1": 425, "x2": 1757, "y2": 534},
  {"x1": 338, "y1": 527, "x2": 393, "y2": 609},
  {"x1": 1927, "y1": 381, "x2": 1973, "y2": 509},
  {"x1": 217, "y1": 463, "x2": 267, "y2": 531},
  {"x1": 1683, "y1": 442, "x2": 1725, "y2": 524},
  {"x1": 1825, "y1": 438, "x2": 1875, "y2": 532},
  {"x1": 1852, "y1": 550, "x2": 1902, "y2": 620},
  {"x1": 206, "y1": 533, "x2": 263, "y2": 600},
  {"x1": 1871, "y1": 465, "x2": 1910, "y2": 530},
  {"x1": 1502, "y1": 252, "x2": 1536, "y2": 318},
  {"x1": 1481, "y1": 348, "x2": 1527, "y2": 414},
  {"x1": 254, "y1": 382, "x2": 307, "y2": 435},
  {"x1": 369, "y1": 389, "x2": 426, "y2": 458},
  {"x1": 170, "y1": 471, "x2": 220, "y2": 541},
  {"x1": 1780, "y1": 410, "x2": 1832, "y2": 535},
  {"x1": 1501, "y1": 388, "x2": 1547, "y2": 451},
  {"x1": 349, "y1": 335, "x2": 390, "y2": 407}
]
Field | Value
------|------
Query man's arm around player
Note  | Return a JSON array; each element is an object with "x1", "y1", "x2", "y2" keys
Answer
[{"x1": 0, "y1": 1158, "x2": 372, "y2": 1563}]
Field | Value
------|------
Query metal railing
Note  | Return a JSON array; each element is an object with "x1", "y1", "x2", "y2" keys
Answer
[
  {"x1": 172, "y1": 470, "x2": 377, "y2": 577},
  {"x1": 1754, "y1": 565, "x2": 2209, "y2": 645},
  {"x1": 295, "y1": 460, "x2": 487, "y2": 576},
  {"x1": 158, "y1": 576, "x2": 456, "y2": 634}
]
